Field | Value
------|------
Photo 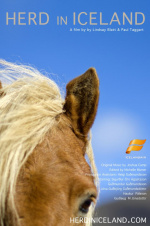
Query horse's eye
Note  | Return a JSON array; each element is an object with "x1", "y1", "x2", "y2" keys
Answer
[{"x1": 79, "y1": 199, "x2": 92, "y2": 214}]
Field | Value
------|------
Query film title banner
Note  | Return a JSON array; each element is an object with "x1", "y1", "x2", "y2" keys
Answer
[{"x1": 3, "y1": 12, "x2": 146, "y2": 26}]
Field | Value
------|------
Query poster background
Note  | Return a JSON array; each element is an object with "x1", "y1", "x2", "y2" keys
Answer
[{"x1": 0, "y1": 0, "x2": 149, "y2": 225}]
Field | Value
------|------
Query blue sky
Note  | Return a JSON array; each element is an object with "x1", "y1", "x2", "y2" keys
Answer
[{"x1": 0, "y1": 0, "x2": 150, "y2": 205}]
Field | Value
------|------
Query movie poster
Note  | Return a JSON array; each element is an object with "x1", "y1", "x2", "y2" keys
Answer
[{"x1": 0, "y1": 0, "x2": 149, "y2": 225}]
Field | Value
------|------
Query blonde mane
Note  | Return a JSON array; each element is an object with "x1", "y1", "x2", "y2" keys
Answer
[{"x1": 0, "y1": 60, "x2": 98, "y2": 226}]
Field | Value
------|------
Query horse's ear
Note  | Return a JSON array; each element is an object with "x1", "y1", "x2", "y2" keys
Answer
[
  {"x1": 0, "y1": 81, "x2": 4, "y2": 96},
  {"x1": 64, "y1": 68, "x2": 99, "y2": 140}
]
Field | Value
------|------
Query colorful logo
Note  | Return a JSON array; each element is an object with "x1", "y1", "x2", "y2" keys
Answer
[{"x1": 126, "y1": 139, "x2": 146, "y2": 154}]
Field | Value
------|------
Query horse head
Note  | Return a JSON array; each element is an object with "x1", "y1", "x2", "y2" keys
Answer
[{"x1": 0, "y1": 62, "x2": 99, "y2": 226}]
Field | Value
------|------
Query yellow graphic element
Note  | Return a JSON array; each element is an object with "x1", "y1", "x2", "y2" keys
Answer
[
  {"x1": 129, "y1": 139, "x2": 146, "y2": 146},
  {"x1": 126, "y1": 139, "x2": 146, "y2": 154}
]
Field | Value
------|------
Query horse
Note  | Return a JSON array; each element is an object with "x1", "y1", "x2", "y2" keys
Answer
[{"x1": 0, "y1": 60, "x2": 99, "y2": 226}]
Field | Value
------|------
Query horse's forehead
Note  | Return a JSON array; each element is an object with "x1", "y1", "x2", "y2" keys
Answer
[{"x1": 36, "y1": 115, "x2": 93, "y2": 178}]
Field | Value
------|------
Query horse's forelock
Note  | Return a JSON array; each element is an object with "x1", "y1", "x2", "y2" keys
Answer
[{"x1": 0, "y1": 61, "x2": 64, "y2": 225}]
